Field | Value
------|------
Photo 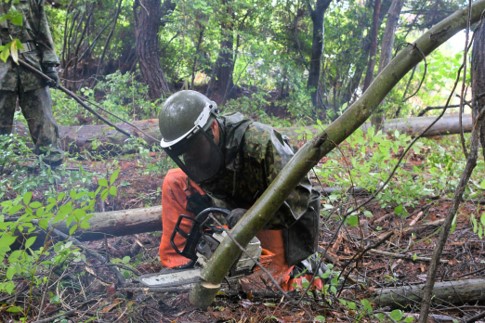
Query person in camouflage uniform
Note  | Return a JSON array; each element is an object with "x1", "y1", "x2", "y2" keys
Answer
[
  {"x1": 158, "y1": 90, "x2": 322, "y2": 292},
  {"x1": 0, "y1": 0, "x2": 63, "y2": 166}
]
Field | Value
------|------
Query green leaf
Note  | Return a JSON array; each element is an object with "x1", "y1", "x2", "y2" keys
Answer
[
  {"x1": 314, "y1": 315, "x2": 325, "y2": 322},
  {"x1": 69, "y1": 224, "x2": 78, "y2": 235},
  {"x1": 346, "y1": 301, "x2": 356, "y2": 310},
  {"x1": 24, "y1": 236, "x2": 37, "y2": 249},
  {"x1": 29, "y1": 201, "x2": 42, "y2": 209},
  {"x1": 79, "y1": 219, "x2": 90, "y2": 230},
  {"x1": 6, "y1": 265, "x2": 16, "y2": 280},
  {"x1": 109, "y1": 186, "x2": 117, "y2": 196},
  {"x1": 390, "y1": 309, "x2": 404, "y2": 321},
  {"x1": 38, "y1": 218, "x2": 49, "y2": 230},
  {"x1": 109, "y1": 169, "x2": 120, "y2": 185},
  {"x1": 23, "y1": 191, "x2": 33, "y2": 206},
  {"x1": 1, "y1": 281, "x2": 15, "y2": 294},
  {"x1": 394, "y1": 204, "x2": 408, "y2": 217},
  {"x1": 0, "y1": 45, "x2": 10, "y2": 62},
  {"x1": 9, "y1": 10, "x2": 23, "y2": 26},
  {"x1": 345, "y1": 214, "x2": 359, "y2": 227},
  {"x1": 0, "y1": 235, "x2": 17, "y2": 250},
  {"x1": 360, "y1": 299, "x2": 373, "y2": 313},
  {"x1": 98, "y1": 178, "x2": 108, "y2": 187},
  {"x1": 480, "y1": 213, "x2": 485, "y2": 226},
  {"x1": 6, "y1": 305, "x2": 23, "y2": 313}
]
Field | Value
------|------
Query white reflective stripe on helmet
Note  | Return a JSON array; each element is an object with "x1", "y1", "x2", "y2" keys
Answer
[{"x1": 160, "y1": 104, "x2": 213, "y2": 149}]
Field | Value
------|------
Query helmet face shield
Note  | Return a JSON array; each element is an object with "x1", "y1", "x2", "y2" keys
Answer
[{"x1": 164, "y1": 127, "x2": 224, "y2": 183}]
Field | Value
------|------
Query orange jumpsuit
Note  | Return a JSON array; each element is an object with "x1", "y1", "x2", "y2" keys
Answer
[{"x1": 159, "y1": 168, "x2": 323, "y2": 291}]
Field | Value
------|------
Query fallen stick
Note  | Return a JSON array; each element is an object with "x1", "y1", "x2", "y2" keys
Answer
[{"x1": 368, "y1": 249, "x2": 448, "y2": 263}]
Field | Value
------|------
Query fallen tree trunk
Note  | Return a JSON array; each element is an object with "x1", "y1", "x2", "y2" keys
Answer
[
  {"x1": 12, "y1": 115, "x2": 473, "y2": 154},
  {"x1": 374, "y1": 278, "x2": 485, "y2": 308},
  {"x1": 54, "y1": 206, "x2": 162, "y2": 241}
]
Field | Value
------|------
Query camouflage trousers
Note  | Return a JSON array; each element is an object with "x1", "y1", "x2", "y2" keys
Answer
[{"x1": 0, "y1": 87, "x2": 63, "y2": 165}]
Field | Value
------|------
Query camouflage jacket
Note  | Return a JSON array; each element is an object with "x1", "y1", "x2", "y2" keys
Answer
[
  {"x1": 200, "y1": 113, "x2": 320, "y2": 265},
  {"x1": 0, "y1": 0, "x2": 59, "y2": 91}
]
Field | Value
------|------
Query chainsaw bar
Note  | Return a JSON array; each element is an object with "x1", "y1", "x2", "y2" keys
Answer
[{"x1": 138, "y1": 268, "x2": 201, "y2": 289}]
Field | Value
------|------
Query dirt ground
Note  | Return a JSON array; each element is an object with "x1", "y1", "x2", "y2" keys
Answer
[
  {"x1": 82, "y1": 155, "x2": 485, "y2": 322},
  {"x1": 2, "y1": 151, "x2": 485, "y2": 322}
]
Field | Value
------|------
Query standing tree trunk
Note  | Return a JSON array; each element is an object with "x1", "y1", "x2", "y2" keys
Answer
[
  {"x1": 306, "y1": 0, "x2": 332, "y2": 116},
  {"x1": 339, "y1": 1, "x2": 374, "y2": 112},
  {"x1": 472, "y1": 19, "x2": 485, "y2": 159},
  {"x1": 378, "y1": 0, "x2": 404, "y2": 72},
  {"x1": 362, "y1": 0, "x2": 382, "y2": 91},
  {"x1": 133, "y1": 0, "x2": 171, "y2": 101},
  {"x1": 371, "y1": 0, "x2": 405, "y2": 128},
  {"x1": 207, "y1": 0, "x2": 235, "y2": 103}
]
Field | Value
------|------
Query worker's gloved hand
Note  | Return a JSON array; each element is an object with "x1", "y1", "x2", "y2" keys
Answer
[
  {"x1": 42, "y1": 65, "x2": 59, "y2": 88},
  {"x1": 227, "y1": 208, "x2": 247, "y2": 228}
]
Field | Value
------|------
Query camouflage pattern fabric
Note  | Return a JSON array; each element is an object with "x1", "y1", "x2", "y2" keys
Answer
[
  {"x1": 0, "y1": 0, "x2": 62, "y2": 166},
  {"x1": 199, "y1": 113, "x2": 320, "y2": 265}
]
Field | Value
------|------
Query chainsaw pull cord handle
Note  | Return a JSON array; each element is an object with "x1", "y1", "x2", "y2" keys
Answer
[{"x1": 169, "y1": 207, "x2": 230, "y2": 261}]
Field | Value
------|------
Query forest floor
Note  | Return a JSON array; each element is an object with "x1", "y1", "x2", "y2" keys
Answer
[{"x1": 1, "y1": 139, "x2": 485, "y2": 322}]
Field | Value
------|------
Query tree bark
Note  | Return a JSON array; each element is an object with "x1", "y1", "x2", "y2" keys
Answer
[
  {"x1": 378, "y1": 0, "x2": 404, "y2": 72},
  {"x1": 374, "y1": 278, "x2": 485, "y2": 308},
  {"x1": 188, "y1": 0, "x2": 485, "y2": 309},
  {"x1": 362, "y1": 0, "x2": 382, "y2": 92},
  {"x1": 306, "y1": 0, "x2": 332, "y2": 112},
  {"x1": 207, "y1": 0, "x2": 235, "y2": 102},
  {"x1": 133, "y1": 0, "x2": 171, "y2": 100},
  {"x1": 371, "y1": 0, "x2": 405, "y2": 128},
  {"x1": 54, "y1": 206, "x2": 162, "y2": 241},
  {"x1": 472, "y1": 19, "x2": 485, "y2": 160}
]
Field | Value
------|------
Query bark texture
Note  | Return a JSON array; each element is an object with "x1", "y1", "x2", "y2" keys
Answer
[
  {"x1": 207, "y1": 0, "x2": 235, "y2": 102},
  {"x1": 134, "y1": 0, "x2": 171, "y2": 100},
  {"x1": 54, "y1": 206, "x2": 162, "y2": 241},
  {"x1": 374, "y1": 278, "x2": 485, "y2": 308},
  {"x1": 371, "y1": 0, "x2": 405, "y2": 128},
  {"x1": 307, "y1": 0, "x2": 332, "y2": 110},
  {"x1": 472, "y1": 19, "x2": 485, "y2": 159}
]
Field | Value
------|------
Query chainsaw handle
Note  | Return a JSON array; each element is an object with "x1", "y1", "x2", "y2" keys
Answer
[{"x1": 169, "y1": 207, "x2": 231, "y2": 261}]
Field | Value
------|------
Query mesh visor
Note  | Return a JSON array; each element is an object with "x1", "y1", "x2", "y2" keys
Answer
[{"x1": 165, "y1": 129, "x2": 224, "y2": 183}]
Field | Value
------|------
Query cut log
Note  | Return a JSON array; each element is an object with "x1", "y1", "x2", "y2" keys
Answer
[
  {"x1": 54, "y1": 206, "x2": 162, "y2": 241},
  {"x1": 360, "y1": 114, "x2": 473, "y2": 137},
  {"x1": 374, "y1": 278, "x2": 485, "y2": 308},
  {"x1": 12, "y1": 114, "x2": 473, "y2": 154}
]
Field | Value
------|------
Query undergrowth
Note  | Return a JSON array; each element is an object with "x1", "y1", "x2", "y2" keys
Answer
[
  {"x1": 315, "y1": 126, "x2": 484, "y2": 217},
  {"x1": 0, "y1": 118, "x2": 484, "y2": 322}
]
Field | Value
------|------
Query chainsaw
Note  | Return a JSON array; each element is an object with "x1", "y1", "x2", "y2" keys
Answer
[{"x1": 137, "y1": 207, "x2": 262, "y2": 290}]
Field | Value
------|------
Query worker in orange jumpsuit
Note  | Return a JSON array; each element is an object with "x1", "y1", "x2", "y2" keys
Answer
[{"x1": 158, "y1": 90, "x2": 324, "y2": 292}]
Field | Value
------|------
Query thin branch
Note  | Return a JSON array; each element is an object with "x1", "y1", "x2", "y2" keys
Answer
[{"x1": 418, "y1": 109, "x2": 485, "y2": 322}]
